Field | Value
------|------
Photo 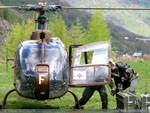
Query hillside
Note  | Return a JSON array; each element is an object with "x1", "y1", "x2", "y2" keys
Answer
[
  {"x1": 0, "y1": 0, "x2": 150, "y2": 55},
  {"x1": 64, "y1": 0, "x2": 150, "y2": 37},
  {"x1": 60, "y1": 0, "x2": 150, "y2": 54}
]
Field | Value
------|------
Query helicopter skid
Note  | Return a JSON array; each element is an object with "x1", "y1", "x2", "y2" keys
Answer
[
  {"x1": 67, "y1": 90, "x2": 81, "y2": 109},
  {"x1": 0, "y1": 89, "x2": 16, "y2": 109}
]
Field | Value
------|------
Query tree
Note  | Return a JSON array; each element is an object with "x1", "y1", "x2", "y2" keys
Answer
[
  {"x1": 3, "y1": 9, "x2": 10, "y2": 21},
  {"x1": 0, "y1": 9, "x2": 3, "y2": 17},
  {"x1": 69, "y1": 18, "x2": 85, "y2": 45},
  {"x1": 85, "y1": 10, "x2": 111, "y2": 44},
  {"x1": 0, "y1": 19, "x2": 35, "y2": 60},
  {"x1": 49, "y1": 13, "x2": 71, "y2": 50}
]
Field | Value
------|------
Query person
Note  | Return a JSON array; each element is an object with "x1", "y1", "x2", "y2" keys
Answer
[
  {"x1": 74, "y1": 85, "x2": 108, "y2": 109},
  {"x1": 109, "y1": 59, "x2": 139, "y2": 95}
]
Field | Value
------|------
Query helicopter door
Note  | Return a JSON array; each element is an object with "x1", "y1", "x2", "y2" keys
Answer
[{"x1": 69, "y1": 41, "x2": 111, "y2": 87}]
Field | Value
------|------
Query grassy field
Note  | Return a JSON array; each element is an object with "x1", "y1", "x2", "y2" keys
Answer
[{"x1": 0, "y1": 60, "x2": 150, "y2": 109}]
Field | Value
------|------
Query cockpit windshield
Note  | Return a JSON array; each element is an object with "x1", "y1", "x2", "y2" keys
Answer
[{"x1": 20, "y1": 44, "x2": 64, "y2": 80}]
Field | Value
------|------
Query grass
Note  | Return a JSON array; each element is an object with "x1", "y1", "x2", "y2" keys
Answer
[{"x1": 0, "y1": 60, "x2": 150, "y2": 109}]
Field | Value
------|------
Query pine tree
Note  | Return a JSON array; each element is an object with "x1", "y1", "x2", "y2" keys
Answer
[
  {"x1": 49, "y1": 13, "x2": 71, "y2": 50},
  {"x1": 85, "y1": 10, "x2": 111, "y2": 44},
  {"x1": 69, "y1": 18, "x2": 85, "y2": 45},
  {"x1": 0, "y1": 9, "x2": 3, "y2": 17},
  {"x1": 3, "y1": 9, "x2": 10, "y2": 21},
  {"x1": 1, "y1": 19, "x2": 35, "y2": 59}
]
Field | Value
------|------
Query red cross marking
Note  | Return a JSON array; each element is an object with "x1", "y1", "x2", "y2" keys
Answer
[{"x1": 77, "y1": 73, "x2": 82, "y2": 78}]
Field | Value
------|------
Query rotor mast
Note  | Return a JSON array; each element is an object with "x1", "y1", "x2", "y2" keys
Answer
[
  {"x1": 37, "y1": 11, "x2": 47, "y2": 29},
  {"x1": 37, "y1": 0, "x2": 47, "y2": 29}
]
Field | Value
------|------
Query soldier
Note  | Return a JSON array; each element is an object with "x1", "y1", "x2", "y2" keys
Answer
[
  {"x1": 109, "y1": 59, "x2": 139, "y2": 95},
  {"x1": 74, "y1": 85, "x2": 108, "y2": 109}
]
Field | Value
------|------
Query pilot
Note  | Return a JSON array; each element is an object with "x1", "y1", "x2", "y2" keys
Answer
[
  {"x1": 109, "y1": 59, "x2": 139, "y2": 95},
  {"x1": 74, "y1": 85, "x2": 108, "y2": 109}
]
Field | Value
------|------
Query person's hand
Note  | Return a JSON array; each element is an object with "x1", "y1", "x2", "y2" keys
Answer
[{"x1": 111, "y1": 89, "x2": 116, "y2": 96}]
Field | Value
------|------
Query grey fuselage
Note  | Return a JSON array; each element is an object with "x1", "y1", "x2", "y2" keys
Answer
[{"x1": 14, "y1": 38, "x2": 69, "y2": 99}]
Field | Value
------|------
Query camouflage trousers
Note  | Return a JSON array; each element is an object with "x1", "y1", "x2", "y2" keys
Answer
[{"x1": 79, "y1": 85, "x2": 108, "y2": 109}]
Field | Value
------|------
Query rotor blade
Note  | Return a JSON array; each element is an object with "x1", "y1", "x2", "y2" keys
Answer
[
  {"x1": 0, "y1": 6, "x2": 19, "y2": 9},
  {"x1": 62, "y1": 7, "x2": 150, "y2": 10}
]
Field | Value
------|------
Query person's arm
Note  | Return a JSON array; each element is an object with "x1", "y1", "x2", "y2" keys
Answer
[{"x1": 109, "y1": 79, "x2": 116, "y2": 96}]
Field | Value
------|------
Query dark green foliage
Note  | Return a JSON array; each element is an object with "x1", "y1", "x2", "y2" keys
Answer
[
  {"x1": 0, "y1": 9, "x2": 3, "y2": 17},
  {"x1": 0, "y1": 0, "x2": 36, "y2": 6},
  {"x1": 0, "y1": 8, "x2": 23, "y2": 23},
  {"x1": 3, "y1": 9, "x2": 10, "y2": 21},
  {"x1": 0, "y1": 9, "x2": 9, "y2": 21},
  {"x1": 62, "y1": 10, "x2": 90, "y2": 29}
]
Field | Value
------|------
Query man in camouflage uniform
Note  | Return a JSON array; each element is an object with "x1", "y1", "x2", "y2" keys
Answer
[
  {"x1": 74, "y1": 85, "x2": 108, "y2": 109},
  {"x1": 109, "y1": 60, "x2": 139, "y2": 95}
]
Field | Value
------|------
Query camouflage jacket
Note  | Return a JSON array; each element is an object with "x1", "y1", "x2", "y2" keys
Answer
[
  {"x1": 110, "y1": 62, "x2": 138, "y2": 91},
  {"x1": 111, "y1": 62, "x2": 138, "y2": 82}
]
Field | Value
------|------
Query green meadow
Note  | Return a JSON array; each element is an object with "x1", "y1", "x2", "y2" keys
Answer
[{"x1": 0, "y1": 60, "x2": 150, "y2": 109}]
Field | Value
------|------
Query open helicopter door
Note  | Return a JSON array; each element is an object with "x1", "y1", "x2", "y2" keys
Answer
[{"x1": 69, "y1": 41, "x2": 111, "y2": 86}]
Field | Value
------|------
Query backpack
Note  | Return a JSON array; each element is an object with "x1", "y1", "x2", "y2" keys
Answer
[{"x1": 116, "y1": 62, "x2": 130, "y2": 71}]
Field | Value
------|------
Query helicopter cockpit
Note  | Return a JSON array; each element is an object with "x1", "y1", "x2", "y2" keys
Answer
[{"x1": 14, "y1": 37, "x2": 69, "y2": 99}]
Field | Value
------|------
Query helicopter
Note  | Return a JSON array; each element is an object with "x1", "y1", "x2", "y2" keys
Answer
[
  {"x1": 0, "y1": 0, "x2": 150, "y2": 109},
  {"x1": 0, "y1": 0, "x2": 112, "y2": 109}
]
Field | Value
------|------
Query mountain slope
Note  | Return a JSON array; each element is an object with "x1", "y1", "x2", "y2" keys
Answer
[
  {"x1": 0, "y1": 0, "x2": 150, "y2": 55},
  {"x1": 64, "y1": 0, "x2": 150, "y2": 37}
]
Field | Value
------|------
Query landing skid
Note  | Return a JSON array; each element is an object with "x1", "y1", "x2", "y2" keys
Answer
[
  {"x1": 67, "y1": 90, "x2": 81, "y2": 109},
  {"x1": 0, "y1": 89, "x2": 79, "y2": 109},
  {"x1": 0, "y1": 89, "x2": 16, "y2": 109}
]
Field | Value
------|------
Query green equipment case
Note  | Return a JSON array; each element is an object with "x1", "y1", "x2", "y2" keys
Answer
[{"x1": 116, "y1": 92, "x2": 137, "y2": 110}]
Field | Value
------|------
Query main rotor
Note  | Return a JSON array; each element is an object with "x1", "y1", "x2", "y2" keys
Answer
[
  {"x1": 0, "y1": 0, "x2": 62, "y2": 30},
  {"x1": 18, "y1": 1, "x2": 62, "y2": 30}
]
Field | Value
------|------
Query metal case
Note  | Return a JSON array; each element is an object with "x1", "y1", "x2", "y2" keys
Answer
[
  {"x1": 140, "y1": 93, "x2": 150, "y2": 111},
  {"x1": 116, "y1": 92, "x2": 137, "y2": 110}
]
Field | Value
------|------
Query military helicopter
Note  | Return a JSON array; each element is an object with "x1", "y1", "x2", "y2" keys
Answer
[{"x1": 0, "y1": 0, "x2": 149, "y2": 109}]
